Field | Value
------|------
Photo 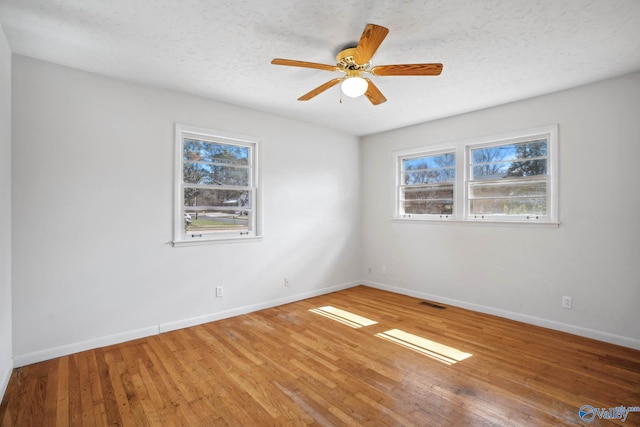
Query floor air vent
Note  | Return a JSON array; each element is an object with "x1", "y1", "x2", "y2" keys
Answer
[{"x1": 420, "y1": 301, "x2": 446, "y2": 310}]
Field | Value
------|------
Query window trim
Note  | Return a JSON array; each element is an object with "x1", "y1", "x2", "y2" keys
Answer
[
  {"x1": 173, "y1": 124, "x2": 262, "y2": 246},
  {"x1": 392, "y1": 124, "x2": 559, "y2": 226}
]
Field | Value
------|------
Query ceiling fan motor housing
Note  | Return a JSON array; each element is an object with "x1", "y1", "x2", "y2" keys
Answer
[{"x1": 336, "y1": 47, "x2": 369, "y2": 73}]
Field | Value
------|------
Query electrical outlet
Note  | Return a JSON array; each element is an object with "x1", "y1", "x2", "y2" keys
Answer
[
  {"x1": 284, "y1": 277, "x2": 290, "y2": 287},
  {"x1": 367, "y1": 266, "x2": 372, "y2": 274},
  {"x1": 562, "y1": 296, "x2": 572, "y2": 310},
  {"x1": 216, "y1": 286, "x2": 223, "y2": 298},
  {"x1": 381, "y1": 265, "x2": 387, "y2": 274}
]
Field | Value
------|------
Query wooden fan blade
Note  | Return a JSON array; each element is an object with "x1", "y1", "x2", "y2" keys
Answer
[
  {"x1": 298, "y1": 78, "x2": 342, "y2": 101},
  {"x1": 271, "y1": 58, "x2": 338, "y2": 72},
  {"x1": 364, "y1": 79, "x2": 387, "y2": 105},
  {"x1": 370, "y1": 63, "x2": 443, "y2": 76},
  {"x1": 354, "y1": 24, "x2": 389, "y2": 64}
]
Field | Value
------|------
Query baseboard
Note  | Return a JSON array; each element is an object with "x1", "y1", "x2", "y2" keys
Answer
[
  {"x1": 13, "y1": 326, "x2": 160, "y2": 368},
  {"x1": 12, "y1": 281, "x2": 361, "y2": 367},
  {"x1": 362, "y1": 280, "x2": 640, "y2": 351},
  {"x1": 20, "y1": 279, "x2": 632, "y2": 368},
  {"x1": 159, "y1": 281, "x2": 360, "y2": 333},
  {"x1": 0, "y1": 357, "x2": 12, "y2": 403}
]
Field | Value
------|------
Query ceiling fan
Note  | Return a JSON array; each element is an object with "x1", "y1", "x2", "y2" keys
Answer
[{"x1": 271, "y1": 23, "x2": 443, "y2": 105}]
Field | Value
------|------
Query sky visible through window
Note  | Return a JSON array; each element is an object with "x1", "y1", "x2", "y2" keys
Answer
[{"x1": 471, "y1": 139, "x2": 548, "y2": 181}]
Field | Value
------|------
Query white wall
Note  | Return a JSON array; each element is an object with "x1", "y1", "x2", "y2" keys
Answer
[
  {"x1": 11, "y1": 55, "x2": 361, "y2": 365},
  {"x1": 361, "y1": 72, "x2": 640, "y2": 349},
  {"x1": 0, "y1": 23, "x2": 12, "y2": 399},
  {"x1": 8, "y1": 53, "x2": 640, "y2": 372}
]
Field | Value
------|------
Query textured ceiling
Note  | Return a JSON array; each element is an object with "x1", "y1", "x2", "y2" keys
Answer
[{"x1": 1, "y1": 0, "x2": 640, "y2": 136}]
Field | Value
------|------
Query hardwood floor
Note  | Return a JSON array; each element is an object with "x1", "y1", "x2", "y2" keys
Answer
[{"x1": 1, "y1": 286, "x2": 639, "y2": 426}]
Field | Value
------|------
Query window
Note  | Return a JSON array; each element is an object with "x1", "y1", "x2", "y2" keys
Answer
[
  {"x1": 393, "y1": 125, "x2": 558, "y2": 224},
  {"x1": 397, "y1": 150, "x2": 456, "y2": 218},
  {"x1": 468, "y1": 138, "x2": 550, "y2": 221},
  {"x1": 174, "y1": 124, "x2": 260, "y2": 245}
]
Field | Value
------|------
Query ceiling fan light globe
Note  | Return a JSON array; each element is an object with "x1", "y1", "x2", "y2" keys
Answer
[{"x1": 341, "y1": 77, "x2": 368, "y2": 98}]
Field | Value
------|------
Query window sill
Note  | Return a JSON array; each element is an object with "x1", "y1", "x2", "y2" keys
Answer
[
  {"x1": 173, "y1": 235, "x2": 263, "y2": 247},
  {"x1": 392, "y1": 217, "x2": 560, "y2": 228}
]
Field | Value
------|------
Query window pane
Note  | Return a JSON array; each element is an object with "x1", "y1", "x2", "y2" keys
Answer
[
  {"x1": 184, "y1": 188, "x2": 251, "y2": 209},
  {"x1": 500, "y1": 158, "x2": 547, "y2": 178},
  {"x1": 472, "y1": 140, "x2": 547, "y2": 164},
  {"x1": 472, "y1": 159, "x2": 547, "y2": 180},
  {"x1": 184, "y1": 209, "x2": 249, "y2": 234},
  {"x1": 471, "y1": 140, "x2": 548, "y2": 180},
  {"x1": 404, "y1": 168, "x2": 455, "y2": 184},
  {"x1": 399, "y1": 151, "x2": 455, "y2": 215},
  {"x1": 470, "y1": 197, "x2": 547, "y2": 216},
  {"x1": 183, "y1": 163, "x2": 249, "y2": 186},
  {"x1": 402, "y1": 184, "x2": 454, "y2": 215},
  {"x1": 402, "y1": 152, "x2": 455, "y2": 186},
  {"x1": 469, "y1": 180, "x2": 546, "y2": 198},
  {"x1": 183, "y1": 138, "x2": 249, "y2": 165},
  {"x1": 404, "y1": 152, "x2": 455, "y2": 170},
  {"x1": 403, "y1": 200, "x2": 454, "y2": 215},
  {"x1": 471, "y1": 163, "x2": 509, "y2": 180},
  {"x1": 403, "y1": 186, "x2": 453, "y2": 200},
  {"x1": 469, "y1": 138, "x2": 550, "y2": 217}
]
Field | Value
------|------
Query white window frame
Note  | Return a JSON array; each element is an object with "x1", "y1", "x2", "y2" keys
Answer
[
  {"x1": 392, "y1": 124, "x2": 559, "y2": 225},
  {"x1": 173, "y1": 124, "x2": 261, "y2": 246}
]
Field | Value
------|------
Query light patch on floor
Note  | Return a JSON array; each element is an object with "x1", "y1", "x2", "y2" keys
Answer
[
  {"x1": 377, "y1": 328, "x2": 472, "y2": 365},
  {"x1": 309, "y1": 306, "x2": 378, "y2": 328}
]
